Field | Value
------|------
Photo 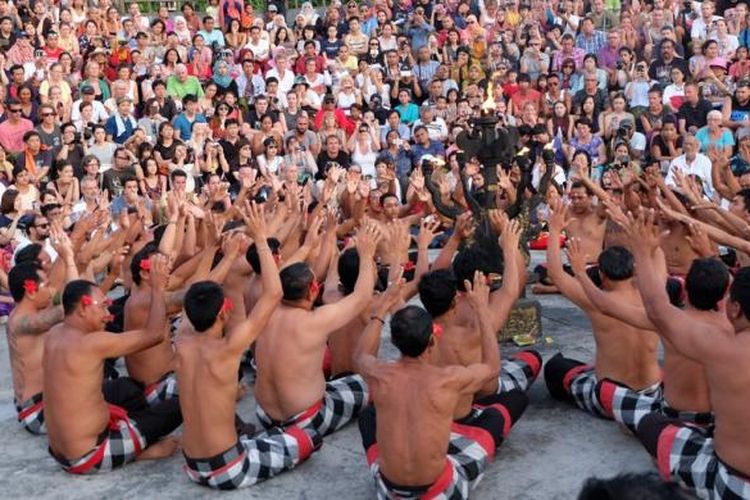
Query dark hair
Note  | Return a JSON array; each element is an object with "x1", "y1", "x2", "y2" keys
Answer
[
  {"x1": 570, "y1": 180, "x2": 593, "y2": 196},
  {"x1": 62, "y1": 279, "x2": 97, "y2": 316},
  {"x1": 578, "y1": 472, "x2": 695, "y2": 500},
  {"x1": 453, "y1": 246, "x2": 502, "y2": 292},
  {"x1": 418, "y1": 269, "x2": 458, "y2": 318},
  {"x1": 338, "y1": 248, "x2": 360, "y2": 295},
  {"x1": 597, "y1": 246, "x2": 634, "y2": 282},
  {"x1": 246, "y1": 238, "x2": 281, "y2": 273},
  {"x1": 390, "y1": 305, "x2": 433, "y2": 357},
  {"x1": 130, "y1": 243, "x2": 158, "y2": 286},
  {"x1": 184, "y1": 281, "x2": 225, "y2": 331},
  {"x1": 170, "y1": 169, "x2": 187, "y2": 181},
  {"x1": 183, "y1": 93, "x2": 198, "y2": 104},
  {"x1": 8, "y1": 262, "x2": 41, "y2": 302},
  {"x1": 0, "y1": 189, "x2": 19, "y2": 214},
  {"x1": 736, "y1": 188, "x2": 750, "y2": 215},
  {"x1": 730, "y1": 267, "x2": 750, "y2": 320},
  {"x1": 686, "y1": 258, "x2": 729, "y2": 311},
  {"x1": 279, "y1": 262, "x2": 314, "y2": 300}
]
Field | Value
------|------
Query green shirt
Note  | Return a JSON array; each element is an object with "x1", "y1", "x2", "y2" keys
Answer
[{"x1": 166, "y1": 75, "x2": 205, "y2": 100}]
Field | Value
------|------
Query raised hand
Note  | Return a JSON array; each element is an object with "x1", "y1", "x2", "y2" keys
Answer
[
  {"x1": 627, "y1": 209, "x2": 664, "y2": 256},
  {"x1": 409, "y1": 167, "x2": 425, "y2": 191},
  {"x1": 488, "y1": 208, "x2": 509, "y2": 235},
  {"x1": 500, "y1": 218, "x2": 521, "y2": 252},
  {"x1": 355, "y1": 220, "x2": 383, "y2": 260},
  {"x1": 454, "y1": 211, "x2": 476, "y2": 240},
  {"x1": 565, "y1": 237, "x2": 588, "y2": 275},
  {"x1": 222, "y1": 231, "x2": 245, "y2": 259},
  {"x1": 149, "y1": 254, "x2": 170, "y2": 290},
  {"x1": 602, "y1": 197, "x2": 629, "y2": 228},
  {"x1": 418, "y1": 217, "x2": 443, "y2": 248},
  {"x1": 686, "y1": 221, "x2": 715, "y2": 258},
  {"x1": 244, "y1": 201, "x2": 267, "y2": 240},
  {"x1": 303, "y1": 215, "x2": 324, "y2": 248},
  {"x1": 548, "y1": 198, "x2": 569, "y2": 234},
  {"x1": 465, "y1": 270, "x2": 490, "y2": 312}
]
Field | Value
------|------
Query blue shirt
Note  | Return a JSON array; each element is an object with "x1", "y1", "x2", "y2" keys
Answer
[
  {"x1": 406, "y1": 22, "x2": 435, "y2": 51},
  {"x1": 172, "y1": 112, "x2": 207, "y2": 141},
  {"x1": 198, "y1": 29, "x2": 225, "y2": 48},
  {"x1": 395, "y1": 103, "x2": 420, "y2": 125},
  {"x1": 575, "y1": 31, "x2": 606, "y2": 55},
  {"x1": 695, "y1": 127, "x2": 735, "y2": 154},
  {"x1": 412, "y1": 140, "x2": 445, "y2": 167},
  {"x1": 104, "y1": 115, "x2": 136, "y2": 144}
]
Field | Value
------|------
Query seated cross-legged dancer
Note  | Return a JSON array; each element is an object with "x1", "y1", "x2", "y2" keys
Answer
[
  {"x1": 420, "y1": 220, "x2": 539, "y2": 400},
  {"x1": 44, "y1": 256, "x2": 182, "y2": 474},
  {"x1": 354, "y1": 282, "x2": 525, "y2": 499},
  {"x1": 568, "y1": 236, "x2": 728, "y2": 432},
  {"x1": 124, "y1": 229, "x2": 240, "y2": 407},
  {"x1": 7, "y1": 231, "x2": 78, "y2": 435},
  {"x1": 543, "y1": 200, "x2": 662, "y2": 418},
  {"x1": 7, "y1": 254, "x2": 77, "y2": 434},
  {"x1": 176, "y1": 205, "x2": 321, "y2": 490},
  {"x1": 253, "y1": 222, "x2": 382, "y2": 436},
  {"x1": 627, "y1": 212, "x2": 750, "y2": 499}
]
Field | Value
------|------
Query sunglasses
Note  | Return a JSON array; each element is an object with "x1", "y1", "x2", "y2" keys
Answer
[
  {"x1": 41, "y1": 112, "x2": 54, "y2": 117},
  {"x1": 34, "y1": 223, "x2": 50, "y2": 229},
  {"x1": 9, "y1": 108, "x2": 21, "y2": 113}
]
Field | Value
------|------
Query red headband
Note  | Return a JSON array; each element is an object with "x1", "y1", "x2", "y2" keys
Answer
[
  {"x1": 139, "y1": 258, "x2": 152, "y2": 271},
  {"x1": 220, "y1": 297, "x2": 234, "y2": 314},
  {"x1": 310, "y1": 280, "x2": 321, "y2": 297},
  {"x1": 23, "y1": 280, "x2": 37, "y2": 294},
  {"x1": 432, "y1": 323, "x2": 443, "y2": 340}
]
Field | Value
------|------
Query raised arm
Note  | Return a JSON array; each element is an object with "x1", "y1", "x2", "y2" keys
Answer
[
  {"x1": 307, "y1": 221, "x2": 382, "y2": 334},
  {"x1": 226, "y1": 203, "x2": 282, "y2": 356},
  {"x1": 487, "y1": 217, "x2": 522, "y2": 332},
  {"x1": 628, "y1": 210, "x2": 727, "y2": 362},
  {"x1": 353, "y1": 278, "x2": 405, "y2": 374},
  {"x1": 568, "y1": 236, "x2": 656, "y2": 330},
  {"x1": 88, "y1": 255, "x2": 169, "y2": 359},
  {"x1": 546, "y1": 199, "x2": 593, "y2": 309}
]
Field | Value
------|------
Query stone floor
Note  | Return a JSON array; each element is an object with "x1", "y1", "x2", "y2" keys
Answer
[{"x1": 0, "y1": 252, "x2": 658, "y2": 499}]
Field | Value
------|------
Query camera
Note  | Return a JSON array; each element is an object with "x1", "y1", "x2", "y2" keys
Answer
[
  {"x1": 616, "y1": 61, "x2": 624, "y2": 70},
  {"x1": 254, "y1": 185, "x2": 272, "y2": 203}
]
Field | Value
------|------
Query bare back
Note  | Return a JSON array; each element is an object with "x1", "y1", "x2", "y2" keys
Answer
[
  {"x1": 174, "y1": 332, "x2": 240, "y2": 458},
  {"x1": 704, "y1": 331, "x2": 750, "y2": 475},
  {"x1": 368, "y1": 361, "x2": 465, "y2": 486},
  {"x1": 223, "y1": 261, "x2": 251, "y2": 333},
  {"x1": 431, "y1": 317, "x2": 484, "y2": 419},
  {"x1": 124, "y1": 288, "x2": 173, "y2": 385},
  {"x1": 44, "y1": 325, "x2": 111, "y2": 460},
  {"x1": 254, "y1": 305, "x2": 329, "y2": 420},
  {"x1": 588, "y1": 288, "x2": 661, "y2": 390},
  {"x1": 7, "y1": 312, "x2": 47, "y2": 402},
  {"x1": 660, "y1": 309, "x2": 729, "y2": 413}
]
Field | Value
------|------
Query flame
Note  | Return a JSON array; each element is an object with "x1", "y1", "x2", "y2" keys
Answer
[{"x1": 482, "y1": 80, "x2": 496, "y2": 114}]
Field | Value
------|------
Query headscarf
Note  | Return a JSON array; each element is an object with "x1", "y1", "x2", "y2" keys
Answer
[
  {"x1": 173, "y1": 16, "x2": 192, "y2": 44},
  {"x1": 212, "y1": 60, "x2": 233, "y2": 88}
]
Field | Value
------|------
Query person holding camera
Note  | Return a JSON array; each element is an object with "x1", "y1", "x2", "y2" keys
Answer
[{"x1": 53, "y1": 122, "x2": 87, "y2": 176}]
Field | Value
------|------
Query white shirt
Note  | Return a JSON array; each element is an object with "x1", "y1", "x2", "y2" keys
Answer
[
  {"x1": 71, "y1": 99, "x2": 109, "y2": 124},
  {"x1": 412, "y1": 117, "x2": 449, "y2": 142},
  {"x1": 665, "y1": 153, "x2": 715, "y2": 199},
  {"x1": 265, "y1": 68, "x2": 296, "y2": 95},
  {"x1": 12, "y1": 236, "x2": 59, "y2": 267},
  {"x1": 691, "y1": 15, "x2": 722, "y2": 41}
]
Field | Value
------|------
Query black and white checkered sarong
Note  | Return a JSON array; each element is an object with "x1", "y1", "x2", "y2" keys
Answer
[
  {"x1": 15, "y1": 393, "x2": 46, "y2": 435},
  {"x1": 256, "y1": 374, "x2": 368, "y2": 436},
  {"x1": 183, "y1": 426, "x2": 321, "y2": 490},
  {"x1": 50, "y1": 404, "x2": 146, "y2": 474},
  {"x1": 498, "y1": 350, "x2": 542, "y2": 393},
  {"x1": 143, "y1": 371, "x2": 179, "y2": 407},
  {"x1": 648, "y1": 419, "x2": 750, "y2": 499},
  {"x1": 599, "y1": 379, "x2": 713, "y2": 433}
]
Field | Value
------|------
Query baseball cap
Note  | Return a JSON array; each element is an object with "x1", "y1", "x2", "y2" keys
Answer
[{"x1": 81, "y1": 85, "x2": 96, "y2": 95}]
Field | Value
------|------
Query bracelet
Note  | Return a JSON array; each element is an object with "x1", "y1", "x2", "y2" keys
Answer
[{"x1": 370, "y1": 315, "x2": 385, "y2": 325}]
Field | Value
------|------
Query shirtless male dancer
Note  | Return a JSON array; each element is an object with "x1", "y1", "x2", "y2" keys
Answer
[
  {"x1": 543, "y1": 200, "x2": 662, "y2": 418},
  {"x1": 175, "y1": 204, "x2": 321, "y2": 490},
  {"x1": 7, "y1": 232, "x2": 77, "y2": 434},
  {"x1": 568, "y1": 235, "x2": 730, "y2": 432},
  {"x1": 253, "y1": 222, "x2": 382, "y2": 436},
  {"x1": 124, "y1": 235, "x2": 240, "y2": 406},
  {"x1": 533, "y1": 180, "x2": 606, "y2": 294},
  {"x1": 628, "y1": 212, "x2": 750, "y2": 499},
  {"x1": 419, "y1": 220, "x2": 540, "y2": 412},
  {"x1": 354, "y1": 279, "x2": 525, "y2": 499},
  {"x1": 44, "y1": 256, "x2": 182, "y2": 474}
]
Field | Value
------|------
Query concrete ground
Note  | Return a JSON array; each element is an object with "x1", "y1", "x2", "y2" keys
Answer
[{"x1": 0, "y1": 251, "x2": 658, "y2": 499}]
